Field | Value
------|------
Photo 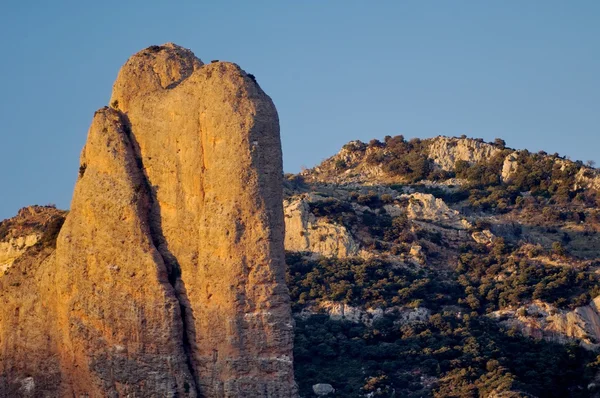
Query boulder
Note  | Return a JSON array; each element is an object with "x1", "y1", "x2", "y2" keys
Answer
[{"x1": 312, "y1": 383, "x2": 335, "y2": 396}]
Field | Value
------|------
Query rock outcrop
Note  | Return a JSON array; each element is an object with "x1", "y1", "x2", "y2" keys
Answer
[
  {"x1": 0, "y1": 209, "x2": 66, "y2": 396},
  {"x1": 0, "y1": 206, "x2": 65, "y2": 273},
  {"x1": 298, "y1": 300, "x2": 430, "y2": 327},
  {"x1": 284, "y1": 195, "x2": 359, "y2": 258},
  {"x1": 427, "y1": 136, "x2": 502, "y2": 171},
  {"x1": 0, "y1": 44, "x2": 296, "y2": 397},
  {"x1": 501, "y1": 152, "x2": 519, "y2": 182},
  {"x1": 304, "y1": 141, "x2": 387, "y2": 185},
  {"x1": 0, "y1": 235, "x2": 39, "y2": 273},
  {"x1": 312, "y1": 383, "x2": 335, "y2": 396},
  {"x1": 403, "y1": 193, "x2": 471, "y2": 230},
  {"x1": 492, "y1": 297, "x2": 600, "y2": 349}
]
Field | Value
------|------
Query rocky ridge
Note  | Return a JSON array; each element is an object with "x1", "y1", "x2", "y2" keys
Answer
[
  {"x1": 284, "y1": 194, "x2": 360, "y2": 258},
  {"x1": 492, "y1": 297, "x2": 600, "y2": 349},
  {"x1": 303, "y1": 135, "x2": 600, "y2": 190}
]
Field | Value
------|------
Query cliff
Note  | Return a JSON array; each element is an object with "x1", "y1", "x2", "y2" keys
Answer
[
  {"x1": 0, "y1": 44, "x2": 296, "y2": 397},
  {"x1": 427, "y1": 136, "x2": 502, "y2": 171},
  {"x1": 302, "y1": 135, "x2": 599, "y2": 192}
]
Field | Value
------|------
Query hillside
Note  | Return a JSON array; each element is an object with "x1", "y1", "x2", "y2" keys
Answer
[{"x1": 282, "y1": 135, "x2": 600, "y2": 397}]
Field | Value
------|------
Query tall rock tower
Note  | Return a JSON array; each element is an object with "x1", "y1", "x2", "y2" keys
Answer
[{"x1": 0, "y1": 44, "x2": 296, "y2": 397}]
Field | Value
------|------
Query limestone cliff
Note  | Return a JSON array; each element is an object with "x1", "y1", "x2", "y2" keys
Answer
[
  {"x1": 403, "y1": 192, "x2": 471, "y2": 230},
  {"x1": 0, "y1": 207, "x2": 65, "y2": 396},
  {"x1": 0, "y1": 43, "x2": 296, "y2": 397}
]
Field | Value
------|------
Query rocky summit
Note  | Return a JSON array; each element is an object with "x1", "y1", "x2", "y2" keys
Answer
[{"x1": 0, "y1": 44, "x2": 296, "y2": 397}]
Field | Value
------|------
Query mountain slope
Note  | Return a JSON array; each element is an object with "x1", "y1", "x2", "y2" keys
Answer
[{"x1": 283, "y1": 135, "x2": 600, "y2": 397}]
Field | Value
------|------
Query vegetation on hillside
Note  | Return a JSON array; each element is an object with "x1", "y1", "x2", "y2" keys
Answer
[
  {"x1": 288, "y1": 136, "x2": 600, "y2": 396},
  {"x1": 287, "y1": 254, "x2": 460, "y2": 311},
  {"x1": 294, "y1": 313, "x2": 593, "y2": 397},
  {"x1": 327, "y1": 135, "x2": 599, "y2": 215}
]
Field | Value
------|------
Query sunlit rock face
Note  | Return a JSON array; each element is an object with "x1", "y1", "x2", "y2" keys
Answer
[
  {"x1": 284, "y1": 194, "x2": 360, "y2": 258},
  {"x1": 427, "y1": 136, "x2": 502, "y2": 171},
  {"x1": 0, "y1": 44, "x2": 296, "y2": 398}
]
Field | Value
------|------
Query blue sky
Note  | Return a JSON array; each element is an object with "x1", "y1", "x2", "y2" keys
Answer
[{"x1": 0, "y1": 1, "x2": 598, "y2": 219}]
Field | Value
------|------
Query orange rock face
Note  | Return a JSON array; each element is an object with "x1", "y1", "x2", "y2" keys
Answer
[{"x1": 0, "y1": 44, "x2": 296, "y2": 397}]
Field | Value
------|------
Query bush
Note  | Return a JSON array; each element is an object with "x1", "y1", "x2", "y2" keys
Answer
[{"x1": 334, "y1": 159, "x2": 347, "y2": 170}]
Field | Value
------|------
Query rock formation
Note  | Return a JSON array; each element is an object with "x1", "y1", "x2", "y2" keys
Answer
[
  {"x1": 0, "y1": 43, "x2": 296, "y2": 397},
  {"x1": 427, "y1": 136, "x2": 501, "y2": 171},
  {"x1": 0, "y1": 206, "x2": 65, "y2": 273},
  {"x1": 501, "y1": 152, "x2": 519, "y2": 182},
  {"x1": 403, "y1": 192, "x2": 471, "y2": 230},
  {"x1": 284, "y1": 194, "x2": 359, "y2": 258},
  {"x1": 298, "y1": 300, "x2": 430, "y2": 326},
  {"x1": 492, "y1": 297, "x2": 600, "y2": 349},
  {"x1": 0, "y1": 207, "x2": 66, "y2": 396}
]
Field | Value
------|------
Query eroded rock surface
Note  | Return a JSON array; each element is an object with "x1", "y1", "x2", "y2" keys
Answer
[
  {"x1": 284, "y1": 195, "x2": 359, "y2": 258},
  {"x1": 501, "y1": 152, "x2": 519, "y2": 182},
  {"x1": 427, "y1": 136, "x2": 501, "y2": 171},
  {"x1": 403, "y1": 193, "x2": 471, "y2": 230},
  {"x1": 54, "y1": 108, "x2": 197, "y2": 396},
  {"x1": 0, "y1": 43, "x2": 296, "y2": 397},
  {"x1": 492, "y1": 297, "x2": 600, "y2": 349},
  {"x1": 0, "y1": 206, "x2": 65, "y2": 273},
  {"x1": 0, "y1": 235, "x2": 39, "y2": 273}
]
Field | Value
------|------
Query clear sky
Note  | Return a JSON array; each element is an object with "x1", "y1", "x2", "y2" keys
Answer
[{"x1": 0, "y1": 1, "x2": 598, "y2": 220}]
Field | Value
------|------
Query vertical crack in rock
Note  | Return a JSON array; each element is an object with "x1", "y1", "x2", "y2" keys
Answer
[{"x1": 119, "y1": 113, "x2": 201, "y2": 395}]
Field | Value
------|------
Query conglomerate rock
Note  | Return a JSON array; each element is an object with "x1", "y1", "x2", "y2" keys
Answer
[{"x1": 0, "y1": 43, "x2": 296, "y2": 397}]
